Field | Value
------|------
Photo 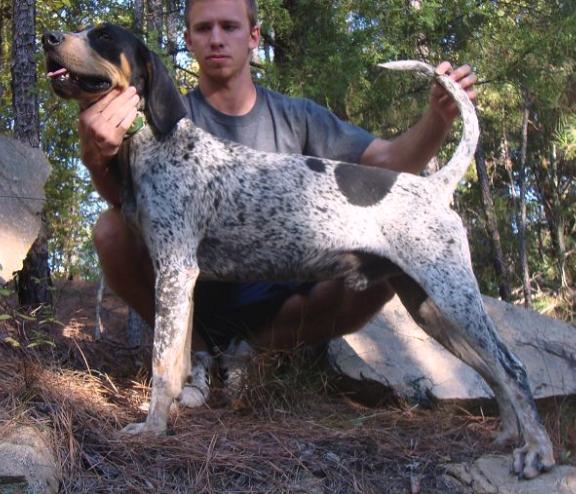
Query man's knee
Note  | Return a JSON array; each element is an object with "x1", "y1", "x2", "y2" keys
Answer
[
  {"x1": 93, "y1": 208, "x2": 127, "y2": 255},
  {"x1": 308, "y1": 279, "x2": 393, "y2": 314},
  {"x1": 275, "y1": 280, "x2": 393, "y2": 334}
]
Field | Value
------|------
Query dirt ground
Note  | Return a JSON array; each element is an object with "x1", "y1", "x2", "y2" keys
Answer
[{"x1": 0, "y1": 280, "x2": 572, "y2": 493}]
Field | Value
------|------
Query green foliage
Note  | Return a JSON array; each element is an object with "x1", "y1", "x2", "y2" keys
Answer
[
  {"x1": 0, "y1": 285, "x2": 58, "y2": 348},
  {"x1": 555, "y1": 115, "x2": 576, "y2": 160}
]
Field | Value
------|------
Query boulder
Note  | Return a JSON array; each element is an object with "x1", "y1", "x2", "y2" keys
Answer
[
  {"x1": 0, "y1": 425, "x2": 59, "y2": 493},
  {"x1": 328, "y1": 295, "x2": 576, "y2": 402},
  {"x1": 444, "y1": 454, "x2": 576, "y2": 494},
  {"x1": 0, "y1": 136, "x2": 51, "y2": 284}
]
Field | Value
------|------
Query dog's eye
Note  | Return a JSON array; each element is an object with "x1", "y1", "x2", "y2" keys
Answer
[{"x1": 96, "y1": 30, "x2": 112, "y2": 41}]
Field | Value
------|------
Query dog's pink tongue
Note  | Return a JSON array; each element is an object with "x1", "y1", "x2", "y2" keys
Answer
[{"x1": 47, "y1": 67, "x2": 67, "y2": 78}]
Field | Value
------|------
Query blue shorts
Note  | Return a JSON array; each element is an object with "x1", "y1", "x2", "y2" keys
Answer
[{"x1": 193, "y1": 281, "x2": 314, "y2": 350}]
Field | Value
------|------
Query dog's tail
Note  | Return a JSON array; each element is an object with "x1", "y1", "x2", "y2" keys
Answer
[{"x1": 379, "y1": 61, "x2": 479, "y2": 202}]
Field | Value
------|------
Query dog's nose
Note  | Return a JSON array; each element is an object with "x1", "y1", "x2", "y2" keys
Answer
[{"x1": 42, "y1": 31, "x2": 65, "y2": 48}]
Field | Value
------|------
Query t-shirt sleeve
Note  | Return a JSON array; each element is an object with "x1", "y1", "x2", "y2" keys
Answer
[{"x1": 301, "y1": 99, "x2": 375, "y2": 164}]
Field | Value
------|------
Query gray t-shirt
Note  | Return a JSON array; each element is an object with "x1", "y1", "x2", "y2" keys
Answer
[{"x1": 184, "y1": 84, "x2": 374, "y2": 162}]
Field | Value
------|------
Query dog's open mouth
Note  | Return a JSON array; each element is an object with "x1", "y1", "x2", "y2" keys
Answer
[{"x1": 46, "y1": 58, "x2": 111, "y2": 93}]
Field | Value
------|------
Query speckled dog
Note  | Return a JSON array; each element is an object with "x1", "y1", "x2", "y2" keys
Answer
[{"x1": 43, "y1": 23, "x2": 554, "y2": 478}]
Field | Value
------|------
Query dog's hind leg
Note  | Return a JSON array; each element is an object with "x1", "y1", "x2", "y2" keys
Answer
[
  {"x1": 122, "y1": 261, "x2": 198, "y2": 435},
  {"x1": 387, "y1": 272, "x2": 555, "y2": 479},
  {"x1": 389, "y1": 275, "x2": 520, "y2": 440}
]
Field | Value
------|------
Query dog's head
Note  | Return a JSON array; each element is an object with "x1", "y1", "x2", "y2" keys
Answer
[{"x1": 42, "y1": 23, "x2": 187, "y2": 137}]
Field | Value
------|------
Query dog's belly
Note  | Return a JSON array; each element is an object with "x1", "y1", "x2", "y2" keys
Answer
[
  {"x1": 196, "y1": 236, "x2": 350, "y2": 282},
  {"x1": 194, "y1": 181, "x2": 385, "y2": 282}
]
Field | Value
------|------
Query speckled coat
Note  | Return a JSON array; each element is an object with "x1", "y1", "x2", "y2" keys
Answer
[{"x1": 42, "y1": 23, "x2": 555, "y2": 479}]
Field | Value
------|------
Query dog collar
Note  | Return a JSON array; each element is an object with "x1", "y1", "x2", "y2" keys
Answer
[{"x1": 124, "y1": 112, "x2": 146, "y2": 138}]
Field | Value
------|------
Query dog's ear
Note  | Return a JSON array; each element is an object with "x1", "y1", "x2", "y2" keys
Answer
[{"x1": 141, "y1": 47, "x2": 187, "y2": 138}]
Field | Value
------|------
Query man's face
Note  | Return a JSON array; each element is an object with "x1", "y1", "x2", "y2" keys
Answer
[{"x1": 185, "y1": 0, "x2": 259, "y2": 82}]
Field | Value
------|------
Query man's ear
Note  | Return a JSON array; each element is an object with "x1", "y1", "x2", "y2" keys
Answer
[
  {"x1": 142, "y1": 48, "x2": 187, "y2": 138},
  {"x1": 249, "y1": 25, "x2": 260, "y2": 50},
  {"x1": 184, "y1": 29, "x2": 193, "y2": 52}
]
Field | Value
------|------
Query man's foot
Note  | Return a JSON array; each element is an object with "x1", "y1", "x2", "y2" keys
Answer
[
  {"x1": 220, "y1": 339, "x2": 254, "y2": 403},
  {"x1": 177, "y1": 351, "x2": 213, "y2": 408}
]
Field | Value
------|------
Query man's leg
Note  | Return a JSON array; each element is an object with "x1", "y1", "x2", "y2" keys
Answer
[
  {"x1": 92, "y1": 208, "x2": 207, "y2": 351},
  {"x1": 219, "y1": 280, "x2": 393, "y2": 401},
  {"x1": 93, "y1": 208, "x2": 154, "y2": 324},
  {"x1": 254, "y1": 279, "x2": 394, "y2": 350}
]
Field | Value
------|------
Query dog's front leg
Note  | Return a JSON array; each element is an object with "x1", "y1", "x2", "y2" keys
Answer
[{"x1": 122, "y1": 261, "x2": 198, "y2": 435}]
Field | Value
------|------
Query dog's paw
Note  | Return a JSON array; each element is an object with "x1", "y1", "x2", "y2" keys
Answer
[
  {"x1": 512, "y1": 440, "x2": 555, "y2": 479},
  {"x1": 120, "y1": 421, "x2": 166, "y2": 436}
]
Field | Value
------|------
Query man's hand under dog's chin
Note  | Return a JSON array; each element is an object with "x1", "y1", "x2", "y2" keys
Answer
[
  {"x1": 79, "y1": 87, "x2": 140, "y2": 164},
  {"x1": 78, "y1": 86, "x2": 140, "y2": 206}
]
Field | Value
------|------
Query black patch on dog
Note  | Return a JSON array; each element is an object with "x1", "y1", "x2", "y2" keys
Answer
[
  {"x1": 334, "y1": 163, "x2": 397, "y2": 207},
  {"x1": 306, "y1": 158, "x2": 326, "y2": 173}
]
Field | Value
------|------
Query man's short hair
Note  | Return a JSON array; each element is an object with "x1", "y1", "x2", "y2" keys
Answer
[{"x1": 184, "y1": 0, "x2": 258, "y2": 29}]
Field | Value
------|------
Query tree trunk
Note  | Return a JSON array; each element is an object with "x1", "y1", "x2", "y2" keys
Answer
[
  {"x1": 146, "y1": 0, "x2": 163, "y2": 49},
  {"x1": 408, "y1": 0, "x2": 441, "y2": 176},
  {"x1": 0, "y1": 0, "x2": 11, "y2": 66},
  {"x1": 95, "y1": 277, "x2": 105, "y2": 340},
  {"x1": 272, "y1": 0, "x2": 298, "y2": 76},
  {"x1": 0, "y1": 0, "x2": 10, "y2": 114},
  {"x1": 17, "y1": 223, "x2": 53, "y2": 305},
  {"x1": 502, "y1": 129, "x2": 520, "y2": 283},
  {"x1": 518, "y1": 99, "x2": 532, "y2": 307},
  {"x1": 475, "y1": 138, "x2": 512, "y2": 301},
  {"x1": 409, "y1": 0, "x2": 430, "y2": 59},
  {"x1": 133, "y1": 0, "x2": 145, "y2": 37},
  {"x1": 165, "y1": 0, "x2": 179, "y2": 63},
  {"x1": 11, "y1": 0, "x2": 38, "y2": 147},
  {"x1": 548, "y1": 145, "x2": 569, "y2": 289},
  {"x1": 533, "y1": 145, "x2": 571, "y2": 290},
  {"x1": 11, "y1": 0, "x2": 53, "y2": 306}
]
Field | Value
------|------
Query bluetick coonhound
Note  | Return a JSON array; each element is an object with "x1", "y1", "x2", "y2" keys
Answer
[{"x1": 42, "y1": 23, "x2": 554, "y2": 478}]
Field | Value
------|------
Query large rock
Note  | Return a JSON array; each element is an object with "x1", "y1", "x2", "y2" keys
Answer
[
  {"x1": 0, "y1": 425, "x2": 59, "y2": 493},
  {"x1": 0, "y1": 136, "x2": 51, "y2": 284},
  {"x1": 444, "y1": 454, "x2": 576, "y2": 494},
  {"x1": 329, "y1": 295, "x2": 576, "y2": 402}
]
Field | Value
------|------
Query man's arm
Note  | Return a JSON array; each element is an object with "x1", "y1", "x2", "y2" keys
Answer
[
  {"x1": 78, "y1": 87, "x2": 140, "y2": 206},
  {"x1": 360, "y1": 62, "x2": 477, "y2": 173}
]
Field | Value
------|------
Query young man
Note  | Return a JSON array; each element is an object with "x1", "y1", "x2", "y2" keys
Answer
[{"x1": 79, "y1": 0, "x2": 477, "y2": 404}]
